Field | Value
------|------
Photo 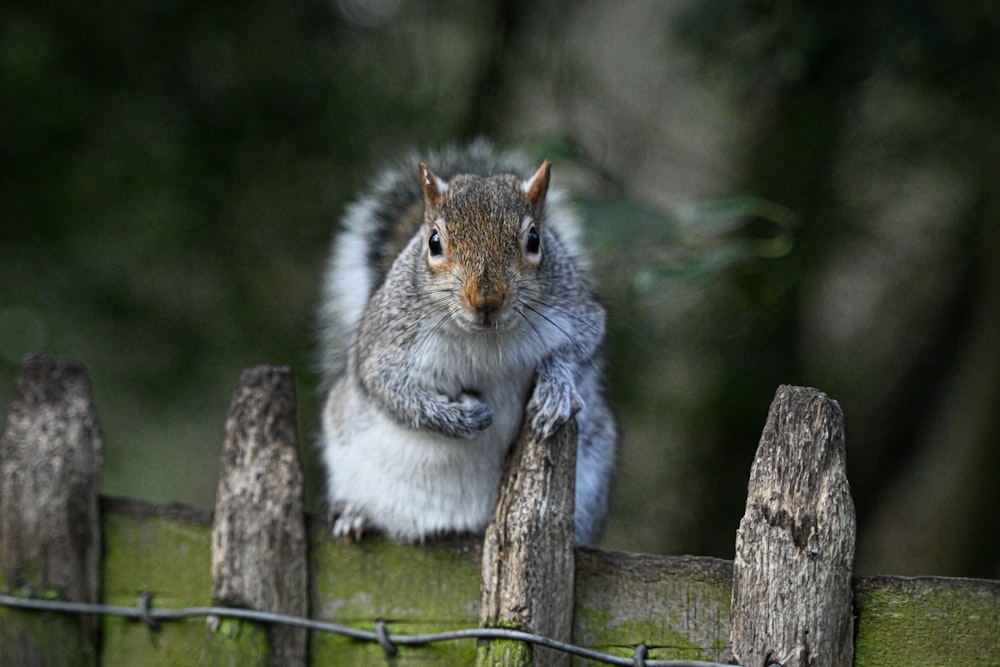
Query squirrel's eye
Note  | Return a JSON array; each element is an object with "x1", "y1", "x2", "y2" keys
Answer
[
  {"x1": 428, "y1": 230, "x2": 443, "y2": 256},
  {"x1": 525, "y1": 226, "x2": 541, "y2": 255}
]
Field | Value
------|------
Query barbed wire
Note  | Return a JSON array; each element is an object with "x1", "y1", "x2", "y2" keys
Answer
[{"x1": 0, "y1": 593, "x2": 739, "y2": 667}]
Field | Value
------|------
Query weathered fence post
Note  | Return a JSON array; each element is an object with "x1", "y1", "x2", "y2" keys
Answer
[
  {"x1": 478, "y1": 419, "x2": 577, "y2": 667},
  {"x1": 0, "y1": 354, "x2": 102, "y2": 666},
  {"x1": 211, "y1": 365, "x2": 308, "y2": 667},
  {"x1": 730, "y1": 385, "x2": 855, "y2": 667}
]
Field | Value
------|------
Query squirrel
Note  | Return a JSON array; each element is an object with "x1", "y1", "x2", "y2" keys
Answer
[{"x1": 316, "y1": 141, "x2": 616, "y2": 545}]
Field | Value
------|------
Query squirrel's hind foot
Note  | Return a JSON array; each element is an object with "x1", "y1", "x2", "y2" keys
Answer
[{"x1": 330, "y1": 504, "x2": 369, "y2": 541}]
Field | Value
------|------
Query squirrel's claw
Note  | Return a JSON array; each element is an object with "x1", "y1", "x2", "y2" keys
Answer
[
  {"x1": 331, "y1": 506, "x2": 368, "y2": 541},
  {"x1": 528, "y1": 377, "x2": 583, "y2": 441}
]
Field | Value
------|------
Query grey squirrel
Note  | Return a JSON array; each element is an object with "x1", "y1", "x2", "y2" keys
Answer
[{"x1": 316, "y1": 141, "x2": 615, "y2": 545}]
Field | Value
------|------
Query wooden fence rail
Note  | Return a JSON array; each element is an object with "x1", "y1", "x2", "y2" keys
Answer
[{"x1": 1, "y1": 354, "x2": 998, "y2": 666}]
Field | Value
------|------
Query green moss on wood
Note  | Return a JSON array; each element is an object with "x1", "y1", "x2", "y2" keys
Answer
[
  {"x1": 309, "y1": 526, "x2": 483, "y2": 664},
  {"x1": 101, "y1": 498, "x2": 274, "y2": 666},
  {"x1": 102, "y1": 505, "x2": 212, "y2": 607},
  {"x1": 8, "y1": 499, "x2": 1000, "y2": 666},
  {"x1": 476, "y1": 638, "x2": 533, "y2": 666},
  {"x1": 854, "y1": 576, "x2": 1000, "y2": 666},
  {"x1": 0, "y1": 608, "x2": 95, "y2": 666},
  {"x1": 101, "y1": 501, "x2": 215, "y2": 666},
  {"x1": 573, "y1": 550, "x2": 734, "y2": 663}
]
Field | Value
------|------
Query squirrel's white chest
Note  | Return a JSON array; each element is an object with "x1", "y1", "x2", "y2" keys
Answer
[
  {"x1": 413, "y1": 332, "x2": 538, "y2": 398},
  {"x1": 320, "y1": 345, "x2": 536, "y2": 542}
]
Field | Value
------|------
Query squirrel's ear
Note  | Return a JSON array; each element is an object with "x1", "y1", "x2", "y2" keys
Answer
[
  {"x1": 524, "y1": 160, "x2": 551, "y2": 205},
  {"x1": 420, "y1": 162, "x2": 445, "y2": 211}
]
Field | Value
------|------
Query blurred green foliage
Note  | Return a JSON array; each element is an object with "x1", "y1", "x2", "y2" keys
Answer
[
  {"x1": 3, "y1": 0, "x2": 999, "y2": 578},
  {"x1": 1, "y1": 0, "x2": 498, "y2": 503}
]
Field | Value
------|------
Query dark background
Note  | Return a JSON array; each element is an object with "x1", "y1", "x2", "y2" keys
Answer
[{"x1": 2, "y1": 0, "x2": 998, "y2": 578}]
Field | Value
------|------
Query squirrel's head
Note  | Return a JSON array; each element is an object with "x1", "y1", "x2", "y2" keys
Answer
[{"x1": 419, "y1": 160, "x2": 551, "y2": 331}]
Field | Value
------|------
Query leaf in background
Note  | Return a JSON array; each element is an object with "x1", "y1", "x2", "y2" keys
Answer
[
  {"x1": 675, "y1": 195, "x2": 796, "y2": 257},
  {"x1": 576, "y1": 192, "x2": 794, "y2": 292},
  {"x1": 575, "y1": 194, "x2": 681, "y2": 247}
]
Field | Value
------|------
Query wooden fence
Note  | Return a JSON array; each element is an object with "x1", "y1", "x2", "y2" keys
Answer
[{"x1": 1, "y1": 353, "x2": 998, "y2": 666}]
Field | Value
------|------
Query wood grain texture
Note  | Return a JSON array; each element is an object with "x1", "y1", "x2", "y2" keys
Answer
[
  {"x1": 574, "y1": 550, "x2": 734, "y2": 664},
  {"x1": 731, "y1": 385, "x2": 855, "y2": 667},
  {"x1": 479, "y1": 419, "x2": 577, "y2": 667},
  {"x1": 212, "y1": 365, "x2": 308, "y2": 667},
  {"x1": 0, "y1": 354, "x2": 103, "y2": 666}
]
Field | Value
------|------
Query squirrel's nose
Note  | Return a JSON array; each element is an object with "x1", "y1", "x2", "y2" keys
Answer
[{"x1": 467, "y1": 286, "x2": 507, "y2": 316}]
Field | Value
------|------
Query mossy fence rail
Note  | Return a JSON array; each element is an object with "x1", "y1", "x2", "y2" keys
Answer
[{"x1": 1, "y1": 354, "x2": 997, "y2": 666}]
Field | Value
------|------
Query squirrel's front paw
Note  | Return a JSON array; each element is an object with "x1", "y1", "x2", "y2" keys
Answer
[
  {"x1": 528, "y1": 376, "x2": 584, "y2": 441},
  {"x1": 431, "y1": 392, "x2": 493, "y2": 438}
]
